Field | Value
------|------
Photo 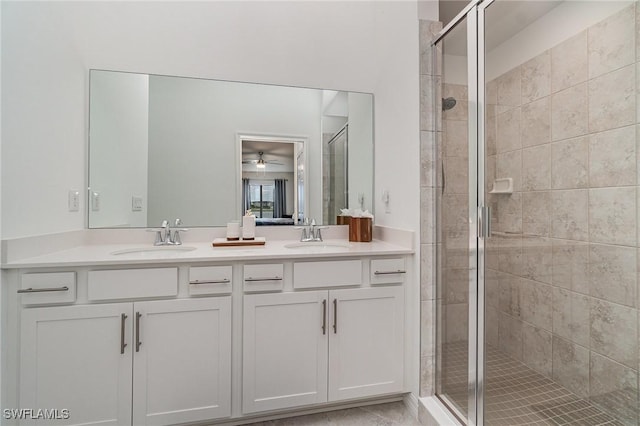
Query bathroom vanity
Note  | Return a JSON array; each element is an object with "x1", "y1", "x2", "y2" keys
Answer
[{"x1": 1, "y1": 228, "x2": 413, "y2": 426}]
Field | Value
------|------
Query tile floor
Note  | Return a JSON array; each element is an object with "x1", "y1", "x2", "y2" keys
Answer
[
  {"x1": 440, "y1": 342, "x2": 626, "y2": 425},
  {"x1": 243, "y1": 401, "x2": 419, "y2": 426}
]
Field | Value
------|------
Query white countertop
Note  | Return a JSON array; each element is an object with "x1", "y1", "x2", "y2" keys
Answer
[{"x1": 2, "y1": 239, "x2": 413, "y2": 269}]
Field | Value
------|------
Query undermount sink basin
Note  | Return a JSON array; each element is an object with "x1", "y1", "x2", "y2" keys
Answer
[
  {"x1": 110, "y1": 246, "x2": 197, "y2": 256},
  {"x1": 284, "y1": 242, "x2": 351, "y2": 251}
]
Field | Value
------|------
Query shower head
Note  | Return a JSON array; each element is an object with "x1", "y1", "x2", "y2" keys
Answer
[{"x1": 442, "y1": 97, "x2": 457, "y2": 111}]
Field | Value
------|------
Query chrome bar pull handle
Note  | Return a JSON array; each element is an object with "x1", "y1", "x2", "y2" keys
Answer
[
  {"x1": 374, "y1": 270, "x2": 407, "y2": 275},
  {"x1": 333, "y1": 299, "x2": 338, "y2": 334},
  {"x1": 189, "y1": 279, "x2": 230, "y2": 285},
  {"x1": 17, "y1": 286, "x2": 69, "y2": 294},
  {"x1": 135, "y1": 312, "x2": 142, "y2": 352},
  {"x1": 322, "y1": 299, "x2": 327, "y2": 335},
  {"x1": 120, "y1": 314, "x2": 128, "y2": 354},
  {"x1": 245, "y1": 277, "x2": 282, "y2": 282}
]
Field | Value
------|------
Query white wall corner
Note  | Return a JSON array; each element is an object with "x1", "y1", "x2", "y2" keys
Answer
[{"x1": 417, "y1": 0, "x2": 439, "y2": 21}]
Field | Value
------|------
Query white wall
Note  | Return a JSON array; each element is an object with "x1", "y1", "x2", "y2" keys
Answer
[
  {"x1": 1, "y1": 0, "x2": 426, "y2": 238},
  {"x1": 89, "y1": 71, "x2": 149, "y2": 228},
  {"x1": 348, "y1": 92, "x2": 374, "y2": 212},
  {"x1": 418, "y1": 0, "x2": 439, "y2": 21},
  {"x1": 147, "y1": 76, "x2": 321, "y2": 226},
  {"x1": 370, "y1": 1, "x2": 423, "y2": 231}
]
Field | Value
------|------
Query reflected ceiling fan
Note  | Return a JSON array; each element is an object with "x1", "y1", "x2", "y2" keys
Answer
[{"x1": 242, "y1": 151, "x2": 283, "y2": 169}]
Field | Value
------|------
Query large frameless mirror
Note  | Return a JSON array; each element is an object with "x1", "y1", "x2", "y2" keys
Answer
[{"x1": 88, "y1": 70, "x2": 374, "y2": 228}]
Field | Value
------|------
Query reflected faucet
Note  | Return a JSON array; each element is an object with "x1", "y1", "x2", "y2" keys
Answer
[
  {"x1": 296, "y1": 218, "x2": 328, "y2": 242},
  {"x1": 172, "y1": 219, "x2": 184, "y2": 245},
  {"x1": 161, "y1": 220, "x2": 171, "y2": 243},
  {"x1": 151, "y1": 219, "x2": 188, "y2": 245}
]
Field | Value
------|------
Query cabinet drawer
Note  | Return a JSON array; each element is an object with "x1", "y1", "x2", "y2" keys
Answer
[
  {"x1": 293, "y1": 260, "x2": 362, "y2": 289},
  {"x1": 189, "y1": 266, "x2": 232, "y2": 296},
  {"x1": 370, "y1": 258, "x2": 406, "y2": 284},
  {"x1": 19, "y1": 272, "x2": 76, "y2": 306},
  {"x1": 88, "y1": 268, "x2": 177, "y2": 301},
  {"x1": 243, "y1": 264, "x2": 283, "y2": 293}
]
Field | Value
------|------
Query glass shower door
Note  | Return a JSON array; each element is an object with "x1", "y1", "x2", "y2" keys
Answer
[
  {"x1": 434, "y1": 6, "x2": 480, "y2": 424},
  {"x1": 480, "y1": 1, "x2": 639, "y2": 424}
]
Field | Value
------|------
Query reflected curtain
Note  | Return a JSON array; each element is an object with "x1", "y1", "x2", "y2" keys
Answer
[
  {"x1": 242, "y1": 179, "x2": 251, "y2": 213},
  {"x1": 274, "y1": 179, "x2": 286, "y2": 218}
]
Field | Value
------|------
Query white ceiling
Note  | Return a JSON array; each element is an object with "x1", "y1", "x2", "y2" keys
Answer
[
  {"x1": 242, "y1": 140, "x2": 296, "y2": 173},
  {"x1": 439, "y1": 0, "x2": 563, "y2": 56},
  {"x1": 242, "y1": 140, "x2": 295, "y2": 157}
]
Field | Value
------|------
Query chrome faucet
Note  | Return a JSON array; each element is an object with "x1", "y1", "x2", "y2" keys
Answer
[
  {"x1": 152, "y1": 219, "x2": 188, "y2": 245},
  {"x1": 161, "y1": 220, "x2": 171, "y2": 243},
  {"x1": 296, "y1": 218, "x2": 328, "y2": 242},
  {"x1": 172, "y1": 219, "x2": 185, "y2": 245}
]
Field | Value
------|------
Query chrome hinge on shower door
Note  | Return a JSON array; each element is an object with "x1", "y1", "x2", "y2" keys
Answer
[{"x1": 478, "y1": 205, "x2": 492, "y2": 239}]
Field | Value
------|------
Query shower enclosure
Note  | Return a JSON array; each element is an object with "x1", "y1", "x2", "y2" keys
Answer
[{"x1": 432, "y1": 1, "x2": 640, "y2": 424}]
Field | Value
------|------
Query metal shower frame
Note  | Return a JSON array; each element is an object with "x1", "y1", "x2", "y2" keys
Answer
[{"x1": 431, "y1": 1, "x2": 496, "y2": 425}]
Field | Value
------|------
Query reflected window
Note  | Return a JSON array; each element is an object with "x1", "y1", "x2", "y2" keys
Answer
[{"x1": 248, "y1": 180, "x2": 275, "y2": 218}]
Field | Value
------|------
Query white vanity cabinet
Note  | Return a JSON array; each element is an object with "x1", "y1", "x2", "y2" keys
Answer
[
  {"x1": 132, "y1": 297, "x2": 232, "y2": 425},
  {"x1": 19, "y1": 296, "x2": 231, "y2": 426},
  {"x1": 20, "y1": 304, "x2": 133, "y2": 426},
  {"x1": 6, "y1": 248, "x2": 412, "y2": 426},
  {"x1": 242, "y1": 283, "x2": 405, "y2": 414},
  {"x1": 328, "y1": 286, "x2": 404, "y2": 401},
  {"x1": 242, "y1": 291, "x2": 328, "y2": 413}
]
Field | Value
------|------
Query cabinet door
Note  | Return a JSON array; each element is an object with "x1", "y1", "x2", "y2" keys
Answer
[
  {"x1": 132, "y1": 297, "x2": 231, "y2": 426},
  {"x1": 20, "y1": 304, "x2": 133, "y2": 426},
  {"x1": 243, "y1": 291, "x2": 328, "y2": 413},
  {"x1": 328, "y1": 286, "x2": 404, "y2": 401}
]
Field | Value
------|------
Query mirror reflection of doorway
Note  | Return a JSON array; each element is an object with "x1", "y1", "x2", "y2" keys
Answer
[
  {"x1": 241, "y1": 138, "x2": 304, "y2": 226},
  {"x1": 324, "y1": 125, "x2": 348, "y2": 225}
]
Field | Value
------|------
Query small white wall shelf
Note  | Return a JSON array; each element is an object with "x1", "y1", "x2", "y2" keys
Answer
[{"x1": 489, "y1": 178, "x2": 513, "y2": 194}]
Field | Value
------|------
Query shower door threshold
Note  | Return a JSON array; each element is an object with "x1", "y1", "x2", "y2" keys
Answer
[{"x1": 419, "y1": 396, "x2": 464, "y2": 426}]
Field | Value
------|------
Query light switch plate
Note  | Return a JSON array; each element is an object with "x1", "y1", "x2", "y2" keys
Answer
[
  {"x1": 132, "y1": 196, "x2": 143, "y2": 212},
  {"x1": 91, "y1": 192, "x2": 100, "y2": 212},
  {"x1": 68, "y1": 190, "x2": 80, "y2": 212},
  {"x1": 382, "y1": 189, "x2": 390, "y2": 213}
]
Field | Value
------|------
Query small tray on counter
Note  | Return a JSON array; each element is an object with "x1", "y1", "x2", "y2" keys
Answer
[{"x1": 212, "y1": 237, "x2": 266, "y2": 247}]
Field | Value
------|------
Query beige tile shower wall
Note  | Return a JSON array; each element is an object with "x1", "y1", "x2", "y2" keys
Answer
[
  {"x1": 419, "y1": 19, "x2": 441, "y2": 398},
  {"x1": 440, "y1": 80, "x2": 470, "y2": 358},
  {"x1": 485, "y1": 5, "x2": 639, "y2": 423}
]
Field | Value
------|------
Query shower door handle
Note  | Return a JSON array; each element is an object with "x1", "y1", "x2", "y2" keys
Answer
[
  {"x1": 441, "y1": 160, "x2": 445, "y2": 195},
  {"x1": 479, "y1": 206, "x2": 492, "y2": 239}
]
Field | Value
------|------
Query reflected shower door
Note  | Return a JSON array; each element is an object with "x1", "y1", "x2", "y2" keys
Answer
[
  {"x1": 326, "y1": 126, "x2": 348, "y2": 224},
  {"x1": 434, "y1": 7, "x2": 479, "y2": 424}
]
